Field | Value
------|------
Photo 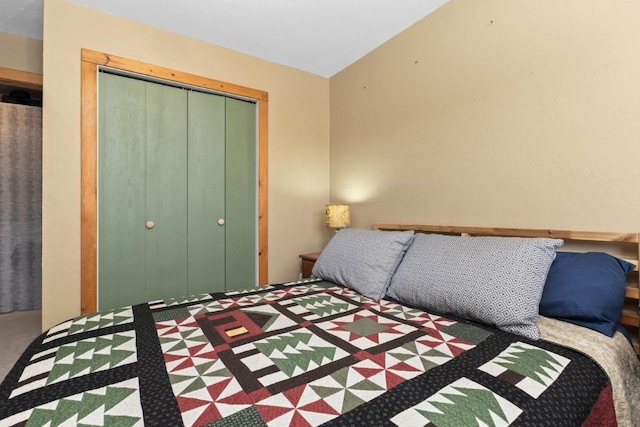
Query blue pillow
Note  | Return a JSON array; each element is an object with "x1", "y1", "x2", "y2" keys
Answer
[{"x1": 539, "y1": 252, "x2": 635, "y2": 337}]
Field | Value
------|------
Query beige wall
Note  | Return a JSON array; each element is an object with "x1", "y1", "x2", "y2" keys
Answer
[
  {"x1": 0, "y1": 31, "x2": 42, "y2": 74},
  {"x1": 42, "y1": 0, "x2": 330, "y2": 329},
  {"x1": 330, "y1": 0, "x2": 640, "y2": 233}
]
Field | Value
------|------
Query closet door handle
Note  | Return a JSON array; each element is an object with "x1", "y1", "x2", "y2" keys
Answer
[
  {"x1": 146, "y1": 220, "x2": 155, "y2": 229},
  {"x1": 218, "y1": 218, "x2": 225, "y2": 226}
]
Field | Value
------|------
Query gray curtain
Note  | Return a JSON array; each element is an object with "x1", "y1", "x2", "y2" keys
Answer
[{"x1": 0, "y1": 102, "x2": 42, "y2": 313}]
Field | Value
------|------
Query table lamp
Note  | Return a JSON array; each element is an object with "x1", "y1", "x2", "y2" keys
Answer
[{"x1": 325, "y1": 204, "x2": 350, "y2": 230}]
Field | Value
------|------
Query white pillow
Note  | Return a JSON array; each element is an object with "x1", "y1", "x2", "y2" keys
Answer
[
  {"x1": 386, "y1": 233, "x2": 563, "y2": 340},
  {"x1": 312, "y1": 228, "x2": 415, "y2": 300}
]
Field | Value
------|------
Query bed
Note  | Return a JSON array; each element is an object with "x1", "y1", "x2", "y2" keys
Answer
[{"x1": 1, "y1": 224, "x2": 639, "y2": 426}]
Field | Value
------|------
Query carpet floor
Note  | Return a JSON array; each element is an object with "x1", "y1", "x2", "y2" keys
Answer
[{"x1": 0, "y1": 310, "x2": 41, "y2": 383}]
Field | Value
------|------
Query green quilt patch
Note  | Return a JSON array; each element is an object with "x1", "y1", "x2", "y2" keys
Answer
[
  {"x1": 478, "y1": 342, "x2": 570, "y2": 398},
  {"x1": 47, "y1": 331, "x2": 137, "y2": 385},
  {"x1": 290, "y1": 294, "x2": 354, "y2": 318},
  {"x1": 391, "y1": 377, "x2": 522, "y2": 427},
  {"x1": 254, "y1": 332, "x2": 339, "y2": 378},
  {"x1": 67, "y1": 308, "x2": 134, "y2": 336},
  {"x1": 21, "y1": 378, "x2": 142, "y2": 427}
]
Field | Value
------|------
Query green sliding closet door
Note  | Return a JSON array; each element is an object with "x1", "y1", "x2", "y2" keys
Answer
[
  {"x1": 98, "y1": 73, "x2": 147, "y2": 310},
  {"x1": 98, "y1": 72, "x2": 257, "y2": 311},
  {"x1": 187, "y1": 91, "x2": 226, "y2": 294},
  {"x1": 225, "y1": 98, "x2": 257, "y2": 289},
  {"x1": 144, "y1": 83, "x2": 188, "y2": 300}
]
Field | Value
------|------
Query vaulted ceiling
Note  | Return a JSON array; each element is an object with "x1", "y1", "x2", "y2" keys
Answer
[{"x1": 0, "y1": 0, "x2": 448, "y2": 77}]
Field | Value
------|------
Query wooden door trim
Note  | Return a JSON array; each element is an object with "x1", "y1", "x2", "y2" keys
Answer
[
  {"x1": 81, "y1": 49, "x2": 269, "y2": 314},
  {"x1": 0, "y1": 66, "x2": 43, "y2": 90}
]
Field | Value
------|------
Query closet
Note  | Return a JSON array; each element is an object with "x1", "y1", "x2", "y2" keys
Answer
[{"x1": 98, "y1": 72, "x2": 256, "y2": 311}]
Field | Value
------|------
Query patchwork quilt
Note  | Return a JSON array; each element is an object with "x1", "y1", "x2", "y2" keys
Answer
[{"x1": 0, "y1": 281, "x2": 615, "y2": 426}]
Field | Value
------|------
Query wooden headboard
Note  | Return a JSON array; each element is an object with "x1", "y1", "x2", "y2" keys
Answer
[{"x1": 373, "y1": 223, "x2": 640, "y2": 354}]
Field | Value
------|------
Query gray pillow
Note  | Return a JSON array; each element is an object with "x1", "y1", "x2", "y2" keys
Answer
[
  {"x1": 312, "y1": 228, "x2": 415, "y2": 300},
  {"x1": 386, "y1": 234, "x2": 563, "y2": 340}
]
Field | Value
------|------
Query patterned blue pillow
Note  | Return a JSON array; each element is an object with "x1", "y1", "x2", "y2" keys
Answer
[
  {"x1": 312, "y1": 228, "x2": 415, "y2": 300},
  {"x1": 387, "y1": 233, "x2": 563, "y2": 340},
  {"x1": 540, "y1": 252, "x2": 635, "y2": 337}
]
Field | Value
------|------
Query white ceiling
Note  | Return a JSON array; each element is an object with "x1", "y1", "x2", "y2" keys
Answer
[
  {"x1": 0, "y1": 0, "x2": 43, "y2": 38},
  {"x1": 0, "y1": 0, "x2": 448, "y2": 77}
]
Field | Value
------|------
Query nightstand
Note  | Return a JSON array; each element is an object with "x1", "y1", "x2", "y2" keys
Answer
[{"x1": 299, "y1": 252, "x2": 320, "y2": 278}]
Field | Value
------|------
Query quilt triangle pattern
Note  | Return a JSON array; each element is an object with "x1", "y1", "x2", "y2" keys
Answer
[
  {"x1": 478, "y1": 341, "x2": 571, "y2": 398},
  {"x1": 9, "y1": 378, "x2": 143, "y2": 427},
  {"x1": 254, "y1": 332, "x2": 339, "y2": 378},
  {"x1": 148, "y1": 293, "x2": 214, "y2": 310},
  {"x1": 43, "y1": 308, "x2": 134, "y2": 344},
  {"x1": 320, "y1": 310, "x2": 420, "y2": 349},
  {"x1": 391, "y1": 377, "x2": 522, "y2": 426},
  {"x1": 46, "y1": 331, "x2": 137, "y2": 385},
  {"x1": 289, "y1": 294, "x2": 356, "y2": 319},
  {"x1": 256, "y1": 384, "x2": 341, "y2": 427}
]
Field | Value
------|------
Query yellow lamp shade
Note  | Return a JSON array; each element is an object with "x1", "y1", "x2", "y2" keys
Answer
[{"x1": 325, "y1": 204, "x2": 350, "y2": 228}]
